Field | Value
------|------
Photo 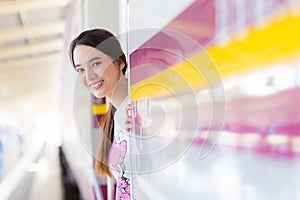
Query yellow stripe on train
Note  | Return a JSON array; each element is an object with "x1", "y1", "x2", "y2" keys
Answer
[
  {"x1": 131, "y1": 7, "x2": 300, "y2": 101},
  {"x1": 210, "y1": 8, "x2": 300, "y2": 77},
  {"x1": 130, "y1": 52, "x2": 216, "y2": 101}
]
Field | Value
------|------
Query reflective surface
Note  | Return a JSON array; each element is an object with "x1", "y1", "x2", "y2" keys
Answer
[{"x1": 127, "y1": 0, "x2": 300, "y2": 199}]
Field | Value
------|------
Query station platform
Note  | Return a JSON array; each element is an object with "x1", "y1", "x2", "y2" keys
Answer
[{"x1": 0, "y1": 144, "x2": 63, "y2": 200}]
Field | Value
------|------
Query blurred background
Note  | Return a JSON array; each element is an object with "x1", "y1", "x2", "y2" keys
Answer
[{"x1": 0, "y1": 0, "x2": 300, "y2": 200}]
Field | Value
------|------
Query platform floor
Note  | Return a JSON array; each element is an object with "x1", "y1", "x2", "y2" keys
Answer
[
  {"x1": 8, "y1": 145, "x2": 63, "y2": 200},
  {"x1": 3, "y1": 140, "x2": 300, "y2": 200}
]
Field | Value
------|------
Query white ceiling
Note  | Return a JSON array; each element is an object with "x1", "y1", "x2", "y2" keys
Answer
[{"x1": 0, "y1": 0, "x2": 71, "y2": 124}]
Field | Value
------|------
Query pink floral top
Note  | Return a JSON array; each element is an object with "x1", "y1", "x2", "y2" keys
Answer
[{"x1": 108, "y1": 96, "x2": 133, "y2": 200}]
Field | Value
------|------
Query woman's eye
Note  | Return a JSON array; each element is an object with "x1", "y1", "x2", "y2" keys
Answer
[
  {"x1": 92, "y1": 62, "x2": 102, "y2": 67},
  {"x1": 76, "y1": 68, "x2": 84, "y2": 73}
]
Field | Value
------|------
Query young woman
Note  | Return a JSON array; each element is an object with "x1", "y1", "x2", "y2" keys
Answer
[{"x1": 69, "y1": 28, "x2": 134, "y2": 200}]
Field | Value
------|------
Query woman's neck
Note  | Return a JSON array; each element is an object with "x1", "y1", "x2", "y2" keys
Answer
[{"x1": 109, "y1": 75, "x2": 128, "y2": 109}]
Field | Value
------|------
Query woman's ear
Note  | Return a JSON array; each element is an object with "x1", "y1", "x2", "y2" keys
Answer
[{"x1": 119, "y1": 60, "x2": 125, "y2": 70}]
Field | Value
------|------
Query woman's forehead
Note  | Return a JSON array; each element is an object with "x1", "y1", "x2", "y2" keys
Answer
[{"x1": 74, "y1": 45, "x2": 108, "y2": 63}]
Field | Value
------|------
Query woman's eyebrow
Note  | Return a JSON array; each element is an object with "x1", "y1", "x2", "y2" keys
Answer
[
  {"x1": 74, "y1": 64, "x2": 81, "y2": 68},
  {"x1": 74, "y1": 56, "x2": 102, "y2": 68},
  {"x1": 87, "y1": 56, "x2": 102, "y2": 63}
]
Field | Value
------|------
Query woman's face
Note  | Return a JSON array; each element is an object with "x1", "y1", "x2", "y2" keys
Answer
[{"x1": 73, "y1": 45, "x2": 124, "y2": 99}]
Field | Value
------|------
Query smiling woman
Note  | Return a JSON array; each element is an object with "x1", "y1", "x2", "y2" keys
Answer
[
  {"x1": 69, "y1": 28, "x2": 134, "y2": 200},
  {"x1": 73, "y1": 45, "x2": 125, "y2": 99}
]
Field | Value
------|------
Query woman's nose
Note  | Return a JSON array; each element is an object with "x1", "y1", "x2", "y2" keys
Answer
[{"x1": 86, "y1": 67, "x2": 97, "y2": 80}]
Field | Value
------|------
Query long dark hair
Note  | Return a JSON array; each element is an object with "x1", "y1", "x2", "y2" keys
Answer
[{"x1": 69, "y1": 28, "x2": 127, "y2": 177}]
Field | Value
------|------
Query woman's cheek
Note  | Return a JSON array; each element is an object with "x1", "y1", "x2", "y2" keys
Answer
[{"x1": 79, "y1": 76, "x2": 88, "y2": 90}]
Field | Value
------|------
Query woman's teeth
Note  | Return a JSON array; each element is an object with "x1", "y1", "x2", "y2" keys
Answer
[{"x1": 90, "y1": 80, "x2": 104, "y2": 89}]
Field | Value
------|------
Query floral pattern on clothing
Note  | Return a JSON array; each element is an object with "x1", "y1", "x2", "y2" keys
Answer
[
  {"x1": 109, "y1": 127, "x2": 131, "y2": 200},
  {"x1": 116, "y1": 175, "x2": 131, "y2": 200}
]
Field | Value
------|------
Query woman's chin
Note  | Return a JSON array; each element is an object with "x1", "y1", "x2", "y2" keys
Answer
[{"x1": 92, "y1": 92, "x2": 105, "y2": 99}]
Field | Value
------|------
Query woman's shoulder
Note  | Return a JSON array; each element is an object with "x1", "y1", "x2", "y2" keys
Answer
[
  {"x1": 120, "y1": 95, "x2": 130, "y2": 110},
  {"x1": 114, "y1": 95, "x2": 129, "y2": 131},
  {"x1": 115, "y1": 95, "x2": 129, "y2": 116}
]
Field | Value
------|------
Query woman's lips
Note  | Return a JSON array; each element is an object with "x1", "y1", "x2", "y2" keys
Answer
[{"x1": 89, "y1": 80, "x2": 104, "y2": 90}]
